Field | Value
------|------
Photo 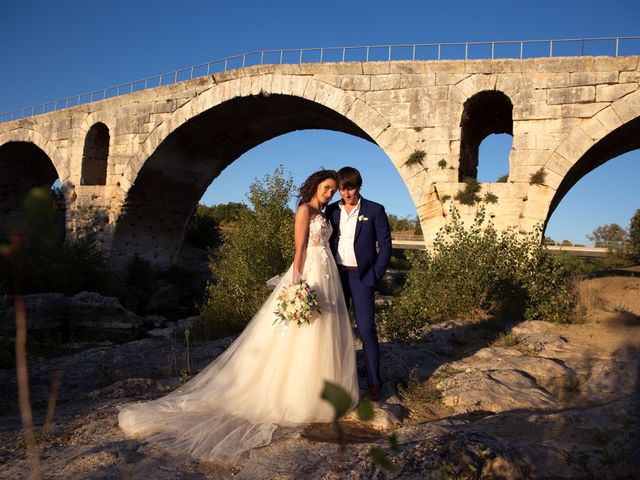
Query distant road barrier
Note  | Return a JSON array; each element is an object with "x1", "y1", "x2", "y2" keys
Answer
[
  {"x1": 2, "y1": 35, "x2": 640, "y2": 123},
  {"x1": 390, "y1": 235, "x2": 608, "y2": 257}
]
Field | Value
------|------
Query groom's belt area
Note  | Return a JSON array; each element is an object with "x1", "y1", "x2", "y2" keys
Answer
[{"x1": 339, "y1": 265, "x2": 358, "y2": 271}]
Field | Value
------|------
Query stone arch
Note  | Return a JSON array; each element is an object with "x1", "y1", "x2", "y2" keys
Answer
[
  {"x1": 0, "y1": 128, "x2": 66, "y2": 181},
  {"x1": 81, "y1": 122, "x2": 110, "y2": 185},
  {"x1": 541, "y1": 90, "x2": 640, "y2": 228},
  {"x1": 458, "y1": 90, "x2": 513, "y2": 181},
  {"x1": 109, "y1": 75, "x2": 412, "y2": 267},
  {"x1": 0, "y1": 139, "x2": 65, "y2": 224},
  {"x1": 544, "y1": 114, "x2": 640, "y2": 230},
  {"x1": 121, "y1": 74, "x2": 409, "y2": 186}
]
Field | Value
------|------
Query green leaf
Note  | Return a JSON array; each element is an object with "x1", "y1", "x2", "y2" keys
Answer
[
  {"x1": 356, "y1": 399, "x2": 375, "y2": 421},
  {"x1": 369, "y1": 447, "x2": 398, "y2": 473},
  {"x1": 321, "y1": 381, "x2": 352, "y2": 420}
]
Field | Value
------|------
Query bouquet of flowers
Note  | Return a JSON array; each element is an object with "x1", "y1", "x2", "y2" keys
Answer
[{"x1": 274, "y1": 279, "x2": 321, "y2": 327}]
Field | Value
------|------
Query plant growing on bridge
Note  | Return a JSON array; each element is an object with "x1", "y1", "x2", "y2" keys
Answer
[
  {"x1": 379, "y1": 205, "x2": 575, "y2": 342},
  {"x1": 497, "y1": 174, "x2": 509, "y2": 183},
  {"x1": 198, "y1": 167, "x2": 295, "y2": 338},
  {"x1": 404, "y1": 150, "x2": 426, "y2": 169},
  {"x1": 483, "y1": 192, "x2": 499, "y2": 204},
  {"x1": 453, "y1": 177, "x2": 481, "y2": 206},
  {"x1": 529, "y1": 167, "x2": 546, "y2": 185},
  {"x1": 438, "y1": 159, "x2": 448, "y2": 169}
]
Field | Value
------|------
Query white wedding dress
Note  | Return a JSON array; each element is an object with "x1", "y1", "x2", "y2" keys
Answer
[{"x1": 118, "y1": 215, "x2": 358, "y2": 464}]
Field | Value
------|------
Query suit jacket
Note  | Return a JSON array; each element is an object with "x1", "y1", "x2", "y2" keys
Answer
[{"x1": 327, "y1": 197, "x2": 392, "y2": 287}]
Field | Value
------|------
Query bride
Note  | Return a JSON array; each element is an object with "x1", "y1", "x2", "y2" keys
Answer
[{"x1": 118, "y1": 169, "x2": 359, "y2": 464}]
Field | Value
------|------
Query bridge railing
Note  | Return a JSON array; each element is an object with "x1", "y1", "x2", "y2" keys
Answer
[{"x1": 2, "y1": 35, "x2": 640, "y2": 124}]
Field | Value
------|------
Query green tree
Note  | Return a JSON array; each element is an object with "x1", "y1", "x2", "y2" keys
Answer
[
  {"x1": 629, "y1": 208, "x2": 640, "y2": 264},
  {"x1": 588, "y1": 222, "x2": 630, "y2": 267},
  {"x1": 203, "y1": 202, "x2": 251, "y2": 226},
  {"x1": 587, "y1": 223, "x2": 628, "y2": 248},
  {"x1": 185, "y1": 205, "x2": 222, "y2": 250},
  {"x1": 199, "y1": 167, "x2": 296, "y2": 337},
  {"x1": 388, "y1": 214, "x2": 416, "y2": 233}
]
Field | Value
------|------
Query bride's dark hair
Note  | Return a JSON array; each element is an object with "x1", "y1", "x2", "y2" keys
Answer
[{"x1": 297, "y1": 169, "x2": 338, "y2": 206}]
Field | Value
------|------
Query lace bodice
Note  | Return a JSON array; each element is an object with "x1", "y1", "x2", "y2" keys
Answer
[{"x1": 308, "y1": 215, "x2": 332, "y2": 247}]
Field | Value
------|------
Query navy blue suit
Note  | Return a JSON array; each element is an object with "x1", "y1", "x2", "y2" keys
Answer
[{"x1": 327, "y1": 197, "x2": 392, "y2": 387}]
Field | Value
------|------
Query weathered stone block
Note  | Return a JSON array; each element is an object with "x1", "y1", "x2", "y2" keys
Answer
[
  {"x1": 620, "y1": 71, "x2": 640, "y2": 83},
  {"x1": 537, "y1": 57, "x2": 594, "y2": 73},
  {"x1": 593, "y1": 106, "x2": 623, "y2": 131},
  {"x1": 314, "y1": 82, "x2": 345, "y2": 111},
  {"x1": 362, "y1": 62, "x2": 390, "y2": 75},
  {"x1": 312, "y1": 74, "x2": 342, "y2": 88},
  {"x1": 390, "y1": 61, "x2": 426, "y2": 74},
  {"x1": 570, "y1": 71, "x2": 618, "y2": 86},
  {"x1": 596, "y1": 83, "x2": 637, "y2": 102},
  {"x1": 400, "y1": 73, "x2": 436, "y2": 88},
  {"x1": 340, "y1": 75, "x2": 370, "y2": 91},
  {"x1": 611, "y1": 89, "x2": 640, "y2": 123},
  {"x1": 349, "y1": 100, "x2": 388, "y2": 139},
  {"x1": 580, "y1": 117, "x2": 608, "y2": 141},
  {"x1": 547, "y1": 86, "x2": 595, "y2": 105},
  {"x1": 514, "y1": 102, "x2": 562, "y2": 121},
  {"x1": 593, "y1": 56, "x2": 638, "y2": 72},
  {"x1": 560, "y1": 102, "x2": 608, "y2": 118},
  {"x1": 435, "y1": 73, "x2": 471, "y2": 86},
  {"x1": 370, "y1": 74, "x2": 401, "y2": 90}
]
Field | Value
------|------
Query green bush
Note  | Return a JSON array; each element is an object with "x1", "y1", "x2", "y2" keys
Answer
[
  {"x1": 197, "y1": 167, "x2": 295, "y2": 339},
  {"x1": 380, "y1": 206, "x2": 575, "y2": 342}
]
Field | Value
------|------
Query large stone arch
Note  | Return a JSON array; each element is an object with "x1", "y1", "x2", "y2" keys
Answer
[
  {"x1": 544, "y1": 116, "x2": 640, "y2": 231},
  {"x1": 0, "y1": 132, "x2": 66, "y2": 225},
  {"x1": 540, "y1": 90, "x2": 640, "y2": 231},
  {"x1": 109, "y1": 76, "x2": 412, "y2": 267}
]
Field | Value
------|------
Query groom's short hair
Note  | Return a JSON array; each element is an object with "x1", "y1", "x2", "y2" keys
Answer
[{"x1": 337, "y1": 167, "x2": 362, "y2": 190}]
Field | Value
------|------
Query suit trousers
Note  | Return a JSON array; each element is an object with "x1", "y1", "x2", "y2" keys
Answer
[{"x1": 339, "y1": 268, "x2": 382, "y2": 387}]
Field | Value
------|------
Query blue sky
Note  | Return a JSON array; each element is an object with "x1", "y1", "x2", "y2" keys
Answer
[{"x1": 1, "y1": 0, "x2": 638, "y2": 245}]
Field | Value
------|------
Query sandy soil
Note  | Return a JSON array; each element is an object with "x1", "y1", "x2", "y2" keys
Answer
[{"x1": 556, "y1": 276, "x2": 640, "y2": 353}]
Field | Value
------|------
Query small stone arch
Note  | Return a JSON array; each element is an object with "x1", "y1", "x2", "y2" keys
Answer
[
  {"x1": 458, "y1": 90, "x2": 513, "y2": 181},
  {"x1": 81, "y1": 122, "x2": 110, "y2": 185}
]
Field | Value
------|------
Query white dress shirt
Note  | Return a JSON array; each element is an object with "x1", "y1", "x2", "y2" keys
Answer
[{"x1": 335, "y1": 199, "x2": 361, "y2": 267}]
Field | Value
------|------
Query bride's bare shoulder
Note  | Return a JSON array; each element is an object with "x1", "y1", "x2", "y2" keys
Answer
[{"x1": 295, "y1": 203, "x2": 313, "y2": 223}]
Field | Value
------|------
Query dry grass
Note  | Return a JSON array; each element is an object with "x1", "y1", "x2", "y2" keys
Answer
[
  {"x1": 398, "y1": 367, "x2": 456, "y2": 422},
  {"x1": 569, "y1": 276, "x2": 609, "y2": 320}
]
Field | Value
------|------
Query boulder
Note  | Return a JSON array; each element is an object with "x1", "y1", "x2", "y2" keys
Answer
[{"x1": 0, "y1": 291, "x2": 146, "y2": 330}]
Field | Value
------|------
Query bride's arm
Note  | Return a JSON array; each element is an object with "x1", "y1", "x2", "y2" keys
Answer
[{"x1": 292, "y1": 204, "x2": 310, "y2": 283}]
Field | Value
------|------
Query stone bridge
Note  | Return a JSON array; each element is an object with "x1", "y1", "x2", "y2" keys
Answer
[{"x1": 1, "y1": 56, "x2": 639, "y2": 269}]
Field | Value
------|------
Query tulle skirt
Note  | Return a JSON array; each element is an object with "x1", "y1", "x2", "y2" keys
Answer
[{"x1": 118, "y1": 244, "x2": 358, "y2": 464}]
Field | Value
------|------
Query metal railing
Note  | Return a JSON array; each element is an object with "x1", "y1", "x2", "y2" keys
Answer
[{"x1": 2, "y1": 35, "x2": 639, "y2": 124}]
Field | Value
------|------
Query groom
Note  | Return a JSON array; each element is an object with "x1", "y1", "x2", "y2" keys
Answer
[{"x1": 327, "y1": 166, "x2": 392, "y2": 400}]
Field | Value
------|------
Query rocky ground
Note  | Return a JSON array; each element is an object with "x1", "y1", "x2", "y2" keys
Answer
[{"x1": 0, "y1": 275, "x2": 639, "y2": 479}]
